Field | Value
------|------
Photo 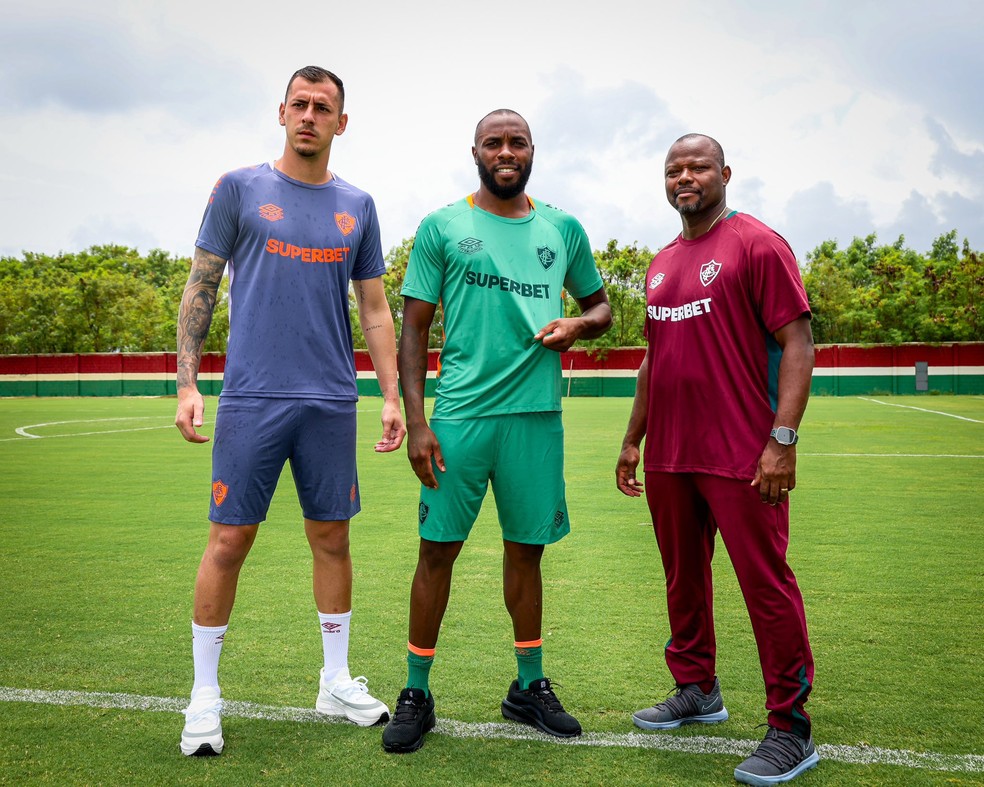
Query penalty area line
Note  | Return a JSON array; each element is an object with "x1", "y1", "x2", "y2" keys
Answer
[
  {"x1": 858, "y1": 397, "x2": 984, "y2": 423},
  {"x1": 1, "y1": 687, "x2": 981, "y2": 773}
]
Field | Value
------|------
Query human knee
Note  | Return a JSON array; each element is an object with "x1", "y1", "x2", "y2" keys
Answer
[
  {"x1": 306, "y1": 520, "x2": 351, "y2": 560},
  {"x1": 206, "y1": 525, "x2": 255, "y2": 569},
  {"x1": 417, "y1": 538, "x2": 462, "y2": 573},
  {"x1": 503, "y1": 540, "x2": 544, "y2": 570}
]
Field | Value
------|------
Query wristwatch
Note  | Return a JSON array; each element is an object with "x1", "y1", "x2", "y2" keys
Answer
[{"x1": 770, "y1": 426, "x2": 799, "y2": 446}]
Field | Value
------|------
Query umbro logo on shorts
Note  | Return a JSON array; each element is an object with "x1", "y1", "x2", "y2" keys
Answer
[{"x1": 553, "y1": 511, "x2": 565, "y2": 529}]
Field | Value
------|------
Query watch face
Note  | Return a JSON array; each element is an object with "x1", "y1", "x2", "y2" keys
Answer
[{"x1": 774, "y1": 427, "x2": 797, "y2": 445}]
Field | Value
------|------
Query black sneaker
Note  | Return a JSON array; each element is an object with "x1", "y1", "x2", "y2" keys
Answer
[
  {"x1": 381, "y1": 688, "x2": 435, "y2": 753},
  {"x1": 501, "y1": 678, "x2": 582, "y2": 738},
  {"x1": 734, "y1": 726, "x2": 819, "y2": 785}
]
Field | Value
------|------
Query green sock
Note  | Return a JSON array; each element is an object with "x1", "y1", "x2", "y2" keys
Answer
[
  {"x1": 515, "y1": 643, "x2": 544, "y2": 690},
  {"x1": 406, "y1": 650, "x2": 434, "y2": 697}
]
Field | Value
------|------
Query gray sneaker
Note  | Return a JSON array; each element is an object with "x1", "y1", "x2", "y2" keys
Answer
[
  {"x1": 632, "y1": 677, "x2": 728, "y2": 730},
  {"x1": 734, "y1": 726, "x2": 819, "y2": 785}
]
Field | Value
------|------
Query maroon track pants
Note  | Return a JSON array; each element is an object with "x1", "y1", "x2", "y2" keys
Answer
[{"x1": 645, "y1": 471, "x2": 814, "y2": 736}]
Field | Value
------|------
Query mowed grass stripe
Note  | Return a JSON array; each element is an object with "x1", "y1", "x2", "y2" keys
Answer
[{"x1": 2, "y1": 687, "x2": 982, "y2": 774}]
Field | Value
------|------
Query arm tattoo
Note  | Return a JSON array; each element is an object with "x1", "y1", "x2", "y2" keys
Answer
[{"x1": 176, "y1": 248, "x2": 226, "y2": 390}]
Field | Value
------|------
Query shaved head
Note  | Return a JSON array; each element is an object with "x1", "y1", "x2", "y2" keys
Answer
[
  {"x1": 670, "y1": 133, "x2": 725, "y2": 168},
  {"x1": 475, "y1": 109, "x2": 532, "y2": 144}
]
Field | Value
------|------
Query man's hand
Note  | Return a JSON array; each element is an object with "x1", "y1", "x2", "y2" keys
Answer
[
  {"x1": 751, "y1": 440, "x2": 795, "y2": 506},
  {"x1": 616, "y1": 444, "x2": 645, "y2": 497},
  {"x1": 406, "y1": 424, "x2": 445, "y2": 489},
  {"x1": 375, "y1": 400, "x2": 407, "y2": 452},
  {"x1": 533, "y1": 317, "x2": 584, "y2": 353},
  {"x1": 175, "y1": 386, "x2": 209, "y2": 444}
]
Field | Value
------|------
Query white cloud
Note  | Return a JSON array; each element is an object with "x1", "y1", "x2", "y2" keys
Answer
[{"x1": 0, "y1": 0, "x2": 980, "y2": 262}]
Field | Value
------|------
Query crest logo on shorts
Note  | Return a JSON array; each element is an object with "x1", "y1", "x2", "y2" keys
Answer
[
  {"x1": 699, "y1": 260, "x2": 722, "y2": 287},
  {"x1": 458, "y1": 237, "x2": 483, "y2": 254},
  {"x1": 418, "y1": 501, "x2": 430, "y2": 524},
  {"x1": 212, "y1": 480, "x2": 229, "y2": 507},
  {"x1": 537, "y1": 246, "x2": 557, "y2": 270},
  {"x1": 335, "y1": 212, "x2": 356, "y2": 236},
  {"x1": 553, "y1": 510, "x2": 565, "y2": 529},
  {"x1": 649, "y1": 272, "x2": 665, "y2": 289}
]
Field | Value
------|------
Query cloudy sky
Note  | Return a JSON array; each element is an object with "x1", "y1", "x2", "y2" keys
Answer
[{"x1": 1, "y1": 0, "x2": 981, "y2": 265}]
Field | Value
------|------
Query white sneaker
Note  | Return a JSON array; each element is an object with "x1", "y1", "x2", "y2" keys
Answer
[
  {"x1": 180, "y1": 686, "x2": 224, "y2": 756},
  {"x1": 316, "y1": 671, "x2": 390, "y2": 727}
]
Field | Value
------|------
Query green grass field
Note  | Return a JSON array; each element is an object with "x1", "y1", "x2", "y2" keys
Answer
[{"x1": 1, "y1": 395, "x2": 982, "y2": 786}]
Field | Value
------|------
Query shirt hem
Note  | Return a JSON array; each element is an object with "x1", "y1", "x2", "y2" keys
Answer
[
  {"x1": 643, "y1": 463, "x2": 754, "y2": 482},
  {"x1": 220, "y1": 390, "x2": 359, "y2": 401},
  {"x1": 431, "y1": 403, "x2": 562, "y2": 420}
]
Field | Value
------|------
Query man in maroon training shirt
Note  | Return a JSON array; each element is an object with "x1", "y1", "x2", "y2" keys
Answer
[{"x1": 617, "y1": 133, "x2": 818, "y2": 786}]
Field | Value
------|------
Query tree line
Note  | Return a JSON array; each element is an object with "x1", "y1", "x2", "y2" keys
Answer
[{"x1": 0, "y1": 231, "x2": 980, "y2": 355}]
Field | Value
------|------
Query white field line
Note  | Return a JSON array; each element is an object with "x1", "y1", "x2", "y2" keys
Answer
[
  {"x1": 5, "y1": 416, "x2": 177, "y2": 441},
  {"x1": 4, "y1": 417, "x2": 982, "y2": 459},
  {"x1": 802, "y1": 453, "x2": 983, "y2": 459},
  {"x1": 0, "y1": 687, "x2": 981, "y2": 773},
  {"x1": 2, "y1": 408, "x2": 392, "y2": 442},
  {"x1": 858, "y1": 396, "x2": 984, "y2": 423}
]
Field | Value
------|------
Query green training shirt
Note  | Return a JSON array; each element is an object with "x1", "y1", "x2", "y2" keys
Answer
[{"x1": 401, "y1": 196, "x2": 604, "y2": 420}]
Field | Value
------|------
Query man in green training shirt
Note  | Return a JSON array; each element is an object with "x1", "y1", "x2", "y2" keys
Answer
[{"x1": 382, "y1": 109, "x2": 612, "y2": 753}]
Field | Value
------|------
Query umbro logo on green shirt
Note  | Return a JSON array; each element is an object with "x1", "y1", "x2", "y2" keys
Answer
[{"x1": 458, "y1": 237, "x2": 483, "y2": 254}]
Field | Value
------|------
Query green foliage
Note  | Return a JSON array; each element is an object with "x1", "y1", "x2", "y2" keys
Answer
[
  {"x1": 0, "y1": 245, "x2": 229, "y2": 354},
  {"x1": 573, "y1": 239, "x2": 652, "y2": 352},
  {"x1": 351, "y1": 236, "x2": 445, "y2": 350},
  {"x1": 802, "y1": 231, "x2": 983, "y2": 343},
  {"x1": 2, "y1": 231, "x2": 981, "y2": 355}
]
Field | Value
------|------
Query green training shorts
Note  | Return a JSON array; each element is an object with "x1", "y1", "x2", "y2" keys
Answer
[{"x1": 417, "y1": 412, "x2": 571, "y2": 545}]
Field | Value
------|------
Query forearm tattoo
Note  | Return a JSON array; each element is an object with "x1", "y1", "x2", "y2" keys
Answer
[
  {"x1": 356, "y1": 281, "x2": 383, "y2": 332},
  {"x1": 176, "y1": 249, "x2": 226, "y2": 390}
]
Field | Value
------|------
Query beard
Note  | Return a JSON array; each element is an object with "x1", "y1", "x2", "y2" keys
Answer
[
  {"x1": 674, "y1": 193, "x2": 704, "y2": 215},
  {"x1": 477, "y1": 157, "x2": 533, "y2": 200}
]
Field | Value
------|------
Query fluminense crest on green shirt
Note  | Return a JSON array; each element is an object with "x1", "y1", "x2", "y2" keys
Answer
[{"x1": 537, "y1": 246, "x2": 557, "y2": 270}]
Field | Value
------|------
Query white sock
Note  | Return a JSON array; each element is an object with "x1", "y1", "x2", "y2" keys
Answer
[
  {"x1": 191, "y1": 621, "x2": 227, "y2": 695},
  {"x1": 318, "y1": 610, "x2": 351, "y2": 684}
]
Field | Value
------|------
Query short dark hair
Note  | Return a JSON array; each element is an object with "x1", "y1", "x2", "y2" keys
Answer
[
  {"x1": 673, "y1": 133, "x2": 725, "y2": 168},
  {"x1": 285, "y1": 66, "x2": 345, "y2": 112}
]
